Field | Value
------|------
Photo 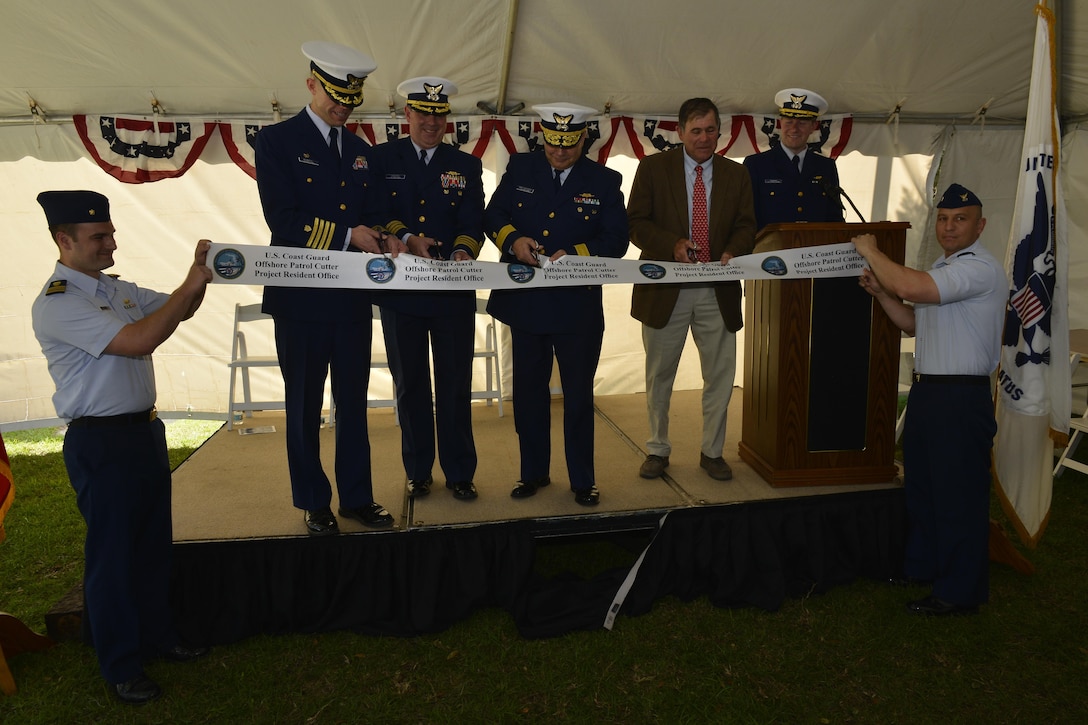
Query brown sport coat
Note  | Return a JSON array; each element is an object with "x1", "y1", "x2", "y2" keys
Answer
[{"x1": 628, "y1": 147, "x2": 756, "y2": 331}]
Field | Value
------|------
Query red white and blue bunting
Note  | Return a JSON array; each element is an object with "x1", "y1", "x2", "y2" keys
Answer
[
  {"x1": 73, "y1": 113, "x2": 853, "y2": 183},
  {"x1": 74, "y1": 115, "x2": 217, "y2": 183}
]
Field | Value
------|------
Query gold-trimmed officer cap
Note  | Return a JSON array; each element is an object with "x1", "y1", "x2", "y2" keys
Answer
[
  {"x1": 302, "y1": 40, "x2": 377, "y2": 108},
  {"x1": 37, "y1": 190, "x2": 111, "y2": 226},
  {"x1": 775, "y1": 88, "x2": 828, "y2": 119},
  {"x1": 398, "y1": 76, "x2": 456, "y2": 115},
  {"x1": 532, "y1": 103, "x2": 597, "y2": 147},
  {"x1": 937, "y1": 183, "x2": 983, "y2": 209}
]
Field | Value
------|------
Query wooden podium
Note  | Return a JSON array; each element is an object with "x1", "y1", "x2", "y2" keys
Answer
[{"x1": 739, "y1": 222, "x2": 909, "y2": 487}]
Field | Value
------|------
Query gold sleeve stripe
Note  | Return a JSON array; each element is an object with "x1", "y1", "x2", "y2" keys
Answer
[
  {"x1": 455, "y1": 235, "x2": 483, "y2": 257},
  {"x1": 495, "y1": 224, "x2": 517, "y2": 252},
  {"x1": 574, "y1": 243, "x2": 590, "y2": 256},
  {"x1": 386, "y1": 219, "x2": 407, "y2": 236},
  {"x1": 305, "y1": 218, "x2": 336, "y2": 250}
]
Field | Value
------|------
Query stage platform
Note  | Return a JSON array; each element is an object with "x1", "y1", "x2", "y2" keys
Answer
[{"x1": 169, "y1": 390, "x2": 907, "y2": 642}]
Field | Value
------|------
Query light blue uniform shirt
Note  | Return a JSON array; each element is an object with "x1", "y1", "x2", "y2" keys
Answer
[
  {"x1": 32, "y1": 262, "x2": 169, "y2": 420},
  {"x1": 913, "y1": 240, "x2": 1007, "y2": 376}
]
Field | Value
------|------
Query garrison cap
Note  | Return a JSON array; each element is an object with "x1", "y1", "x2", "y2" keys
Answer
[
  {"x1": 398, "y1": 76, "x2": 456, "y2": 115},
  {"x1": 775, "y1": 88, "x2": 828, "y2": 119},
  {"x1": 37, "y1": 190, "x2": 111, "y2": 226},
  {"x1": 532, "y1": 103, "x2": 596, "y2": 148},
  {"x1": 302, "y1": 40, "x2": 377, "y2": 108},
  {"x1": 937, "y1": 183, "x2": 983, "y2": 208}
]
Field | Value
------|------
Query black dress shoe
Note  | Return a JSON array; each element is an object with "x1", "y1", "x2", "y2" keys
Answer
[
  {"x1": 113, "y1": 673, "x2": 162, "y2": 705},
  {"x1": 304, "y1": 507, "x2": 339, "y2": 536},
  {"x1": 510, "y1": 476, "x2": 550, "y2": 499},
  {"x1": 906, "y1": 595, "x2": 979, "y2": 616},
  {"x1": 160, "y1": 643, "x2": 210, "y2": 662},
  {"x1": 407, "y1": 477, "x2": 433, "y2": 498},
  {"x1": 887, "y1": 576, "x2": 934, "y2": 587},
  {"x1": 574, "y1": 486, "x2": 600, "y2": 506},
  {"x1": 447, "y1": 480, "x2": 478, "y2": 500},
  {"x1": 339, "y1": 502, "x2": 394, "y2": 528}
]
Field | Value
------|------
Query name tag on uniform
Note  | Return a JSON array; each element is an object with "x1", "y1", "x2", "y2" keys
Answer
[
  {"x1": 385, "y1": 173, "x2": 406, "y2": 180},
  {"x1": 297, "y1": 156, "x2": 319, "y2": 167},
  {"x1": 516, "y1": 185, "x2": 535, "y2": 194},
  {"x1": 763, "y1": 178, "x2": 783, "y2": 184}
]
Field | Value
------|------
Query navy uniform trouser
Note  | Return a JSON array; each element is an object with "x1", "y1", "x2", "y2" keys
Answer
[
  {"x1": 274, "y1": 316, "x2": 374, "y2": 510},
  {"x1": 380, "y1": 307, "x2": 477, "y2": 483},
  {"x1": 509, "y1": 326, "x2": 602, "y2": 490},
  {"x1": 902, "y1": 380, "x2": 996, "y2": 607},
  {"x1": 63, "y1": 417, "x2": 177, "y2": 684}
]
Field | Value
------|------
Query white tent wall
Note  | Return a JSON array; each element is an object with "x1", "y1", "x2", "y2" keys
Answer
[
  {"x1": 3, "y1": 0, "x2": 1087, "y2": 427},
  {"x1": 4, "y1": 118, "x2": 1086, "y2": 427}
]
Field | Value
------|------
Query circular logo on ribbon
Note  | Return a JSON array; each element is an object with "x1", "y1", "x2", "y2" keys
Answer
[
  {"x1": 761, "y1": 256, "x2": 788, "y2": 276},
  {"x1": 213, "y1": 248, "x2": 245, "y2": 280},
  {"x1": 638, "y1": 263, "x2": 667, "y2": 280},
  {"x1": 507, "y1": 263, "x2": 536, "y2": 284},
  {"x1": 366, "y1": 257, "x2": 396, "y2": 284}
]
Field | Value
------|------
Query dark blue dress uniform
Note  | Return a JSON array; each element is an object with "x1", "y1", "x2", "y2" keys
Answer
[
  {"x1": 370, "y1": 137, "x2": 485, "y2": 485},
  {"x1": 255, "y1": 109, "x2": 378, "y2": 511},
  {"x1": 485, "y1": 151, "x2": 628, "y2": 492},
  {"x1": 743, "y1": 145, "x2": 844, "y2": 230}
]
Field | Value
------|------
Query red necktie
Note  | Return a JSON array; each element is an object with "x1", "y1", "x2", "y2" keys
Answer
[{"x1": 692, "y1": 164, "x2": 710, "y2": 263}]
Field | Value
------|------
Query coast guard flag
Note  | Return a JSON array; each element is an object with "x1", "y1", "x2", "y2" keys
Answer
[{"x1": 993, "y1": 2, "x2": 1071, "y2": 548}]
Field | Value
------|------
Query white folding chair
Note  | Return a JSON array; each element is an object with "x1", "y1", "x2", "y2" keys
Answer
[
  {"x1": 1054, "y1": 350, "x2": 1088, "y2": 477},
  {"x1": 472, "y1": 297, "x2": 504, "y2": 417},
  {"x1": 895, "y1": 336, "x2": 916, "y2": 443},
  {"x1": 226, "y1": 303, "x2": 285, "y2": 430},
  {"x1": 368, "y1": 305, "x2": 399, "y2": 425},
  {"x1": 226, "y1": 303, "x2": 337, "y2": 430}
]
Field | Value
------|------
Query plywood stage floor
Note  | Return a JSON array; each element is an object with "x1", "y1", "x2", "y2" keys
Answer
[{"x1": 172, "y1": 389, "x2": 901, "y2": 542}]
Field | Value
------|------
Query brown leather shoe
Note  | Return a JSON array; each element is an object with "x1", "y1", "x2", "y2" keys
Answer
[
  {"x1": 699, "y1": 454, "x2": 733, "y2": 481},
  {"x1": 639, "y1": 455, "x2": 669, "y2": 479}
]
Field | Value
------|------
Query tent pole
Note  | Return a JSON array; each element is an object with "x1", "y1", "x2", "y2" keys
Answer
[
  {"x1": 1054, "y1": 0, "x2": 1065, "y2": 129},
  {"x1": 495, "y1": 0, "x2": 520, "y2": 115}
]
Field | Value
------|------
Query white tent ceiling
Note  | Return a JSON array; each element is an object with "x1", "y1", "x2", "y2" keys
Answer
[{"x1": 2, "y1": 0, "x2": 1086, "y2": 133}]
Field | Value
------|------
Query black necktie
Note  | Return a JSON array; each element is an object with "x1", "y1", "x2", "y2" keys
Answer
[
  {"x1": 420, "y1": 148, "x2": 428, "y2": 166},
  {"x1": 553, "y1": 168, "x2": 562, "y2": 192},
  {"x1": 792, "y1": 154, "x2": 801, "y2": 175},
  {"x1": 328, "y1": 128, "x2": 340, "y2": 164}
]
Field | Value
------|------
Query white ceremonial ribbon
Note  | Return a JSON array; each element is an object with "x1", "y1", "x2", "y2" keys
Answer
[
  {"x1": 207, "y1": 242, "x2": 866, "y2": 290},
  {"x1": 603, "y1": 511, "x2": 670, "y2": 631}
]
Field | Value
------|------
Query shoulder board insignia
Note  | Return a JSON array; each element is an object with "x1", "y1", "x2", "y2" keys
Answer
[{"x1": 46, "y1": 280, "x2": 67, "y2": 295}]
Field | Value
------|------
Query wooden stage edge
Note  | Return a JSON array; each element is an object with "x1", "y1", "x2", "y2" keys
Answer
[{"x1": 171, "y1": 388, "x2": 902, "y2": 543}]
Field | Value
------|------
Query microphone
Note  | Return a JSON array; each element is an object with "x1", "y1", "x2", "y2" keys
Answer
[{"x1": 823, "y1": 180, "x2": 867, "y2": 223}]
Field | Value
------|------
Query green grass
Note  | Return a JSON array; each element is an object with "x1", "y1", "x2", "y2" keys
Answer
[{"x1": 2, "y1": 421, "x2": 1087, "y2": 723}]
